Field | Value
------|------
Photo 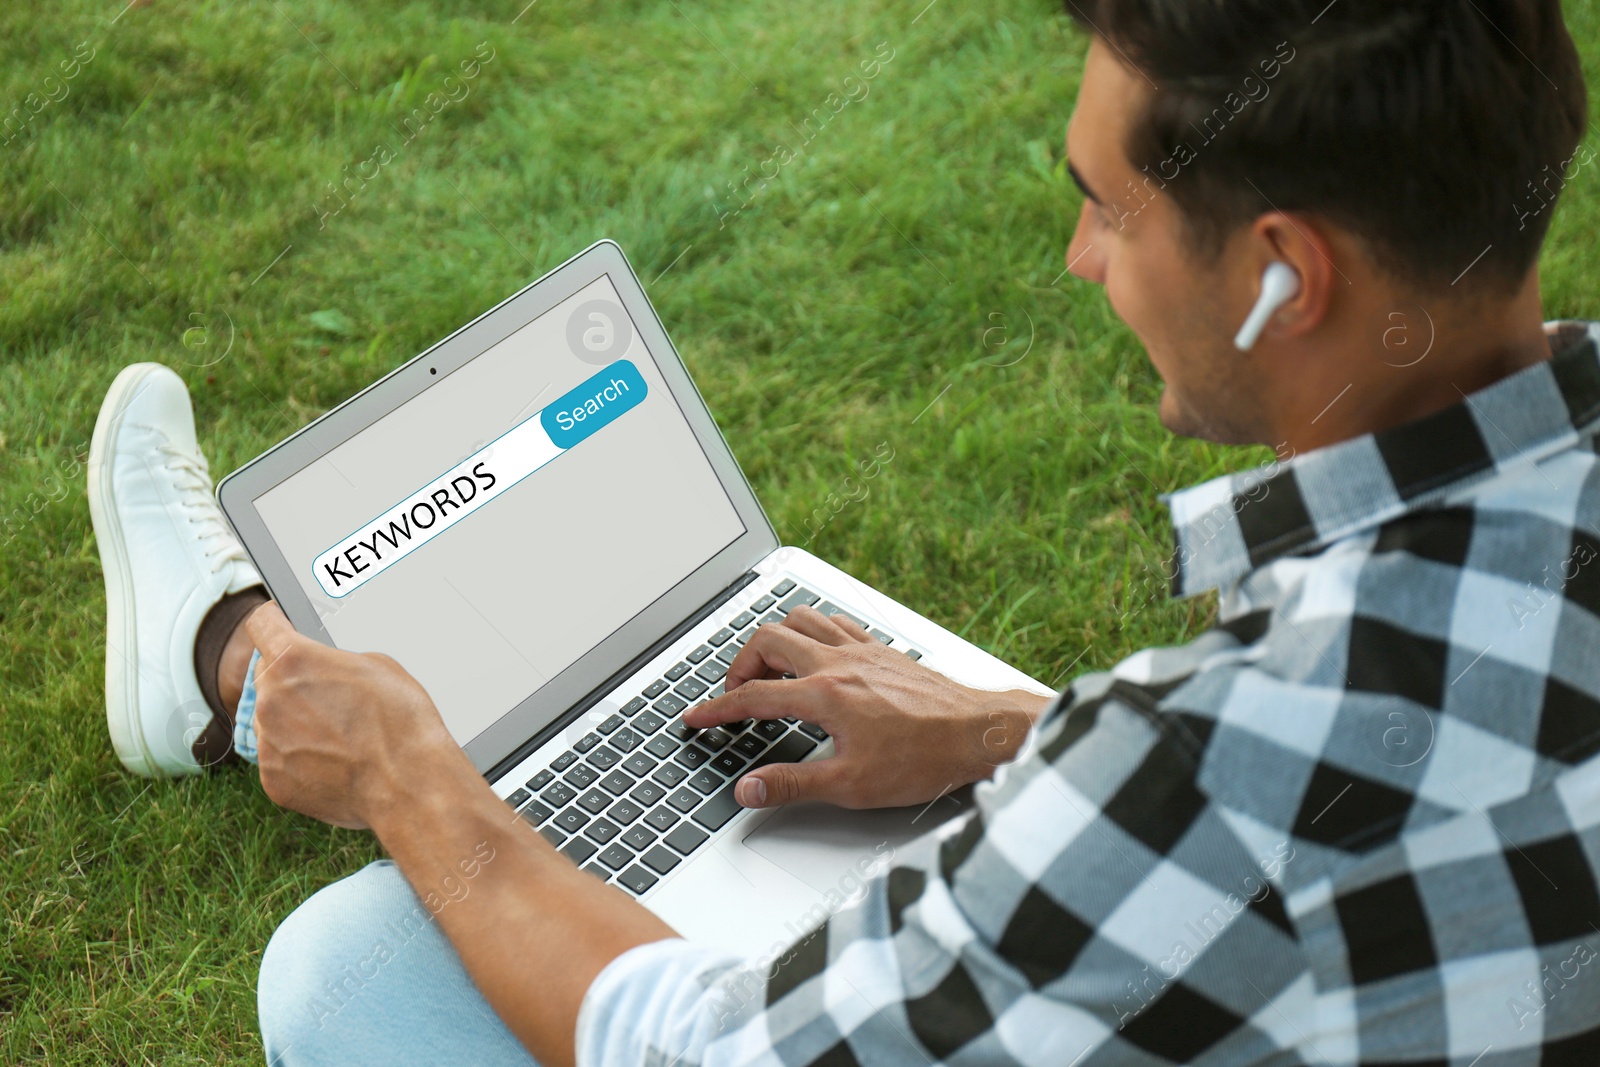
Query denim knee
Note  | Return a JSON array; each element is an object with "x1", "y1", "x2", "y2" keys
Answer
[{"x1": 257, "y1": 860, "x2": 537, "y2": 1067}]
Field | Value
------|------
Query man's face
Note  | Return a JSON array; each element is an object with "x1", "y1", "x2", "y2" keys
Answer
[{"x1": 1064, "y1": 40, "x2": 1265, "y2": 445}]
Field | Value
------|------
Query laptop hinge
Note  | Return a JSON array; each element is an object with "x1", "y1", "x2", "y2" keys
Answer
[{"x1": 484, "y1": 568, "x2": 763, "y2": 784}]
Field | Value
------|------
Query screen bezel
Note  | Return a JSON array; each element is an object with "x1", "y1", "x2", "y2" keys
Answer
[{"x1": 216, "y1": 240, "x2": 779, "y2": 771}]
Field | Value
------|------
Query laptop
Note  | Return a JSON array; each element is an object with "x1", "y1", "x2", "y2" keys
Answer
[{"x1": 217, "y1": 239, "x2": 1052, "y2": 957}]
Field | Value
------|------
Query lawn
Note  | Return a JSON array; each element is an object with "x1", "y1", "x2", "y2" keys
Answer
[{"x1": 3, "y1": 0, "x2": 1599, "y2": 1062}]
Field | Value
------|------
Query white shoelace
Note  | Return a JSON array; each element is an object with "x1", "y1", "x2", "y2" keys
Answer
[{"x1": 154, "y1": 439, "x2": 251, "y2": 575}]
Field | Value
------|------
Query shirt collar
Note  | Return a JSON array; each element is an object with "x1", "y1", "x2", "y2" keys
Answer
[{"x1": 1164, "y1": 321, "x2": 1600, "y2": 599}]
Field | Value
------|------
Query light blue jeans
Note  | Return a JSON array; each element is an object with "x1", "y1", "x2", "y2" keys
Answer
[{"x1": 239, "y1": 652, "x2": 541, "y2": 1066}]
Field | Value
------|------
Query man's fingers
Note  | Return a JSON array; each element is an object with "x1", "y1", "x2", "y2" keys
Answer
[
  {"x1": 243, "y1": 601, "x2": 297, "y2": 666},
  {"x1": 737, "y1": 757, "x2": 849, "y2": 809},
  {"x1": 723, "y1": 624, "x2": 826, "y2": 691},
  {"x1": 826, "y1": 611, "x2": 878, "y2": 643},
  {"x1": 781, "y1": 604, "x2": 855, "y2": 646},
  {"x1": 683, "y1": 677, "x2": 829, "y2": 729}
]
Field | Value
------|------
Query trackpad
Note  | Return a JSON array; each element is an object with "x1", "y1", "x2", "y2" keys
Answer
[{"x1": 740, "y1": 794, "x2": 966, "y2": 894}]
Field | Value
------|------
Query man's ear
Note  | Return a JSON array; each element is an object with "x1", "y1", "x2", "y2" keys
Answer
[{"x1": 1242, "y1": 211, "x2": 1341, "y2": 346}]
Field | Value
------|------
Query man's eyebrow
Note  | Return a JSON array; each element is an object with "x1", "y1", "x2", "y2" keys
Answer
[{"x1": 1067, "y1": 161, "x2": 1101, "y2": 205}]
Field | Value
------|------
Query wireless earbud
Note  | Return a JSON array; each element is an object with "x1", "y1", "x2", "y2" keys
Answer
[{"x1": 1233, "y1": 262, "x2": 1302, "y2": 352}]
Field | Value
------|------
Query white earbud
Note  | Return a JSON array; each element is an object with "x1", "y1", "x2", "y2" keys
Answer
[{"x1": 1233, "y1": 261, "x2": 1302, "y2": 351}]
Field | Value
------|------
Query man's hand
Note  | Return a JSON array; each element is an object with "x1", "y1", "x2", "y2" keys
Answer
[
  {"x1": 243, "y1": 602, "x2": 477, "y2": 830},
  {"x1": 682, "y1": 604, "x2": 1052, "y2": 810}
]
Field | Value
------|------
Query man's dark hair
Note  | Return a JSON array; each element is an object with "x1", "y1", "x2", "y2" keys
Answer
[{"x1": 1066, "y1": 0, "x2": 1589, "y2": 295}]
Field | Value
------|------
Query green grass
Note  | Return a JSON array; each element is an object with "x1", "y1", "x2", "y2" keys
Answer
[{"x1": 2, "y1": 0, "x2": 1598, "y2": 1061}]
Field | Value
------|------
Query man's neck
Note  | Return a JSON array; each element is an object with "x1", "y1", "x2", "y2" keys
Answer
[{"x1": 1273, "y1": 273, "x2": 1553, "y2": 455}]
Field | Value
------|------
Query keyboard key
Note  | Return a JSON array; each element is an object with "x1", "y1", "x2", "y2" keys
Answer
[
  {"x1": 555, "y1": 807, "x2": 591, "y2": 833},
  {"x1": 675, "y1": 744, "x2": 711, "y2": 770},
  {"x1": 610, "y1": 728, "x2": 641, "y2": 753},
  {"x1": 645, "y1": 735, "x2": 679, "y2": 759},
  {"x1": 542, "y1": 781, "x2": 577, "y2": 807},
  {"x1": 633, "y1": 710, "x2": 666, "y2": 735},
  {"x1": 727, "y1": 718, "x2": 754, "y2": 732},
  {"x1": 731, "y1": 734, "x2": 766, "y2": 758},
  {"x1": 665, "y1": 661, "x2": 692, "y2": 681},
  {"x1": 506, "y1": 788, "x2": 531, "y2": 808},
  {"x1": 814, "y1": 601, "x2": 865, "y2": 628},
  {"x1": 584, "y1": 818, "x2": 621, "y2": 845},
  {"x1": 708, "y1": 627, "x2": 736, "y2": 646},
  {"x1": 581, "y1": 863, "x2": 610, "y2": 881},
  {"x1": 754, "y1": 719, "x2": 788, "y2": 742},
  {"x1": 577, "y1": 788, "x2": 611, "y2": 815},
  {"x1": 667, "y1": 787, "x2": 701, "y2": 813},
  {"x1": 691, "y1": 784, "x2": 744, "y2": 831},
  {"x1": 758, "y1": 611, "x2": 784, "y2": 628},
  {"x1": 777, "y1": 587, "x2": 819, "y2": 612},
  {"x1": 644, "y1": 805, "x2": 680, "y2": 831},
  {"x1": 715, "y1": 643, "x2": 742, "y2": 666},
  {"x1": 750, "y1": 732, "x2": 818, "y2": 771},
  {"x1": 519, "y1": 800, "x2": 554, "y2": 826},
  {"x1": 798, "y1": 722, "x2": 829, "y2": 741},
  {"x1": 652, "y1": 762, "x2": 688, "y2": 787},
  {"x1": 710, "y1": 751, "x2": 747, "y2": 776},
  {"x1": 731, "y1": 610, "x2": 756, "y2": 629},
  {"x1": 587, "y1": 746, "x2": 621, "y2": 771},
  {"x1": 622, "y1": 824, "x2": 658, "y2": 850},
  {"x1": 771, "y1": 578, "x2": 796, "y2": 596},
  {"x1": 695, "y1": 660, "x2": 729, "y2": 684},
  {"x1": 674, "y1": 677, "x2": 708, "y2": 701},
  {"x1": 598, "y1": 843, "x2": 634, "y2": 871},
  {"x1": 751, "y1": 594, "x2": 777, "y2": 612},
  {"x1": 616, "y1": 865, "x2": 658, "y2": 895},
  {"x1": 574, "y1": 732, "x2": 602, "y2": 753},
  {"x1": 666, "y1": 719, "x2": 697, "y2": 742},
  {"x1": 663, "y1": 822, "x2": 709, "y2": 856},
  {"x1": 596, "y1": 713, "x2": 624, "y2": 735},
  {"x1": 622, "y1": 752, "x2": 657, "y2": 777},
  {"x1": 537, "y1": 825, "x2": 567, "y2": 848},
  {"x1": 641, "y1": 845, "x2": 682, "y2": 875},
  {"x1": 654, "y1": 693, "x2": 688, "y2": 716},
  {"x1": 686, "y1": 643, "x2": 714, "y2": 663},
  {"x1": 688, "y1": 769, "x2": 723, "y2": 795},
  {"x1": 607, "y1": 798, "x2": 644, "y2": 825},
  {"x1": 868, "y1": 629, "x2": 893, "y2": 644},
  {"x1": 643, "y1": 679, "x2": 670, "y2": 698},
  {"x1": 600, "y1": 769, "x2": 634, "y2": 795},
  {"x1": 621, "y1": 697, "x2": 648, "y2": 717},
  {"x1": 525, "y1": 769, "x2": 555, "y2": 792},
  {"x1": 629, "y1": 779, "x2": 667, "y2": 806},
  {"x1": 550, "y1": 750, "x2": 578, "y2": 772},
  {"x1": 905, "y1": 649, "x2": 923, "y2": 661},
  {"x1": 563, "y1": 764, "x2": 598, "y2": 789},
  {"x1": 560, "y1": 836, "x2": 597, "y2": 864},
  {"x1": 697, "y1": 728, "x2": 733, "y2": 752}
]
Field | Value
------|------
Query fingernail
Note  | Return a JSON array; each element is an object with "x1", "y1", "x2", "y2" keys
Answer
[{"x1": 739, "y1": 776, "x2": 767, "y2": 807}]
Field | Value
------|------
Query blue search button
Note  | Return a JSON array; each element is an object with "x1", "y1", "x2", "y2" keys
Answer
[{"x1": 542, "y1": 360, "x2": 648, "y2": 450}]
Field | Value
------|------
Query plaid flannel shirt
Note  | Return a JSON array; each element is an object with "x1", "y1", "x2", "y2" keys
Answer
[{"x1": 577, "y1": 321, "x2": 1600, "y2": 1066}]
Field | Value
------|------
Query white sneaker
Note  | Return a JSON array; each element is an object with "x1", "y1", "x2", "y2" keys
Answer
[{"x1": 89, "y1": 363, "x2": 262, "y2": 777}]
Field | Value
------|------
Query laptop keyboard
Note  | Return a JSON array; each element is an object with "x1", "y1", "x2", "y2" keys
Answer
[{"x1": 499, "y1": 578, "x2": 922, "y2": 897}]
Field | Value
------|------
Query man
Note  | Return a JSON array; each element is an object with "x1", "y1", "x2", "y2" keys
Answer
[{"x1": 87, "y1": 0, "x2": 1600, "y2": 1063}]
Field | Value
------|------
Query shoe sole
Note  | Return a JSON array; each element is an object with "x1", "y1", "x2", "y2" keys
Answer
[{"x1": 89, "y1": 364, "x2": 172, "y2": 777}]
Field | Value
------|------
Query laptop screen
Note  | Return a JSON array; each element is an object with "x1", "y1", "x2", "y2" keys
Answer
[{"x1": 251, "y1": 274, "x2": 747, "y2": 747}]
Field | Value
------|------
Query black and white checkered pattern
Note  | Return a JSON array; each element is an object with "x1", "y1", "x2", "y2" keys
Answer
[{"x1": 590, "y1": 321, "x2": 1600, "y2": 1066}]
